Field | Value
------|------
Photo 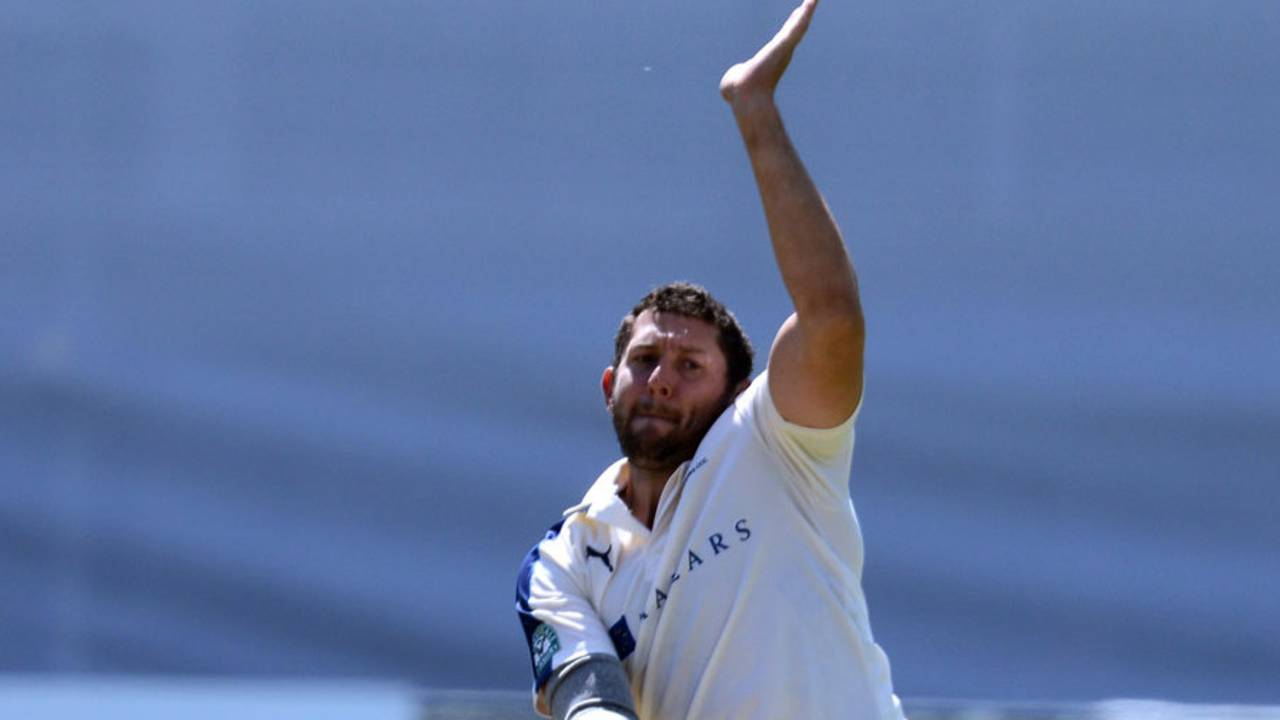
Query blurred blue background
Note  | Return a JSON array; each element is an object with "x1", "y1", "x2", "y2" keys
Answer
[{"x1": 3, "y1": 0, "x2": 1278, "y2": 706}]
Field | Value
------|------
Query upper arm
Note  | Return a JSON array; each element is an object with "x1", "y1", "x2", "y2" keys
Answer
[
  {"x1": 766, "y1": 308, "x2": 865, "y2": 429},
  {"x1": 516, "y1": 525, "x2": 617, "y2": 716}
]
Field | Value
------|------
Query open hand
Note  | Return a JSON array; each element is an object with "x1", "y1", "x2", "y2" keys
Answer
[{"x1": 719, "y1": 0, "x2": 819, "y2": 108}]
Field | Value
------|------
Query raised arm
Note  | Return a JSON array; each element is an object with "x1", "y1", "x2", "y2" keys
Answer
[{"x1": 721, "y1": 0, "x2": 864, "y2": 428}]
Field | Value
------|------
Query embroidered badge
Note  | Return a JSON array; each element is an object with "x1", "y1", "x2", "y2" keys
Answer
[{"x1": 531, "y1": 623, "x2": 561, "y2": 678}]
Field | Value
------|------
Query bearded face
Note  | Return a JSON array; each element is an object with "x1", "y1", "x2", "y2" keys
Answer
[
  {"x1": 611, "y1": 384, "x2": 735, "y2": 472},
  {"x1": 606, "y1": 310, "x2": 739, "y2": 475}
]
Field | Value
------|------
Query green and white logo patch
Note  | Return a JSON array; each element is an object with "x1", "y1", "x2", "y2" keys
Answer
[{"x1": 531, "y1": 623, "x2": 561, "y2": 677}]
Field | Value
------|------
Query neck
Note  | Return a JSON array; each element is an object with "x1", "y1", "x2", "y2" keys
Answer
[{"x1": 621, "y1": 461, "x2": 679, "y2": 530}]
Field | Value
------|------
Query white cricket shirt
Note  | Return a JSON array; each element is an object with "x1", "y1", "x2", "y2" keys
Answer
[{"x1": 516, "y1": 372, "x2": 904, "y2": 720}]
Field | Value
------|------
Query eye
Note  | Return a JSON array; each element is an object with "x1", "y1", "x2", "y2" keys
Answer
[{"x1": 682, "y1": 359, "x2": 702, "y2": 371}]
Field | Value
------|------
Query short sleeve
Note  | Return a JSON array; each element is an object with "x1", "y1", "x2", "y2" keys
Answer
[
  {"x1": 741, "y1": 370, "x2": 860, "y2": 498},
  {"x1": 515, "y1": 519, "x2": 618, "y2": 716}
]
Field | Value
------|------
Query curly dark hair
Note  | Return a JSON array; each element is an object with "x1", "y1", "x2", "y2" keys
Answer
[{"x1": 612, "y1": 282, "x2": 755, "y2": 391}]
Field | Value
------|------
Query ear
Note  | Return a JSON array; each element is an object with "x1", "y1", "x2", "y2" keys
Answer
[{"x1": 602, "y1": 366, "x2": 616, "y2": 407}]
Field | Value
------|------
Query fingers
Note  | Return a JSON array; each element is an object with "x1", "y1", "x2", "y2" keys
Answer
[
  {"x1": 762, "y1": 0, "x2": 818, "y2": 60},
  {"x1": 782, "y1": 0, "x2": 818, "y2": 43}
]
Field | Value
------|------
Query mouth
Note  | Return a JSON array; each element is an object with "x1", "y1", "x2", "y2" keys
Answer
[{"x1": 632, "y1": 413, "x2": 678, "y2": 431}]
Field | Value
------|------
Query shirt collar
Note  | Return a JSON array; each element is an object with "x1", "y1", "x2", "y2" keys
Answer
[{"x1": 563, "y1": 457, "x2": 687, "y2": 536}]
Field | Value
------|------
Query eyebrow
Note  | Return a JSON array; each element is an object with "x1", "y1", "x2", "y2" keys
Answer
[{"x1": 628, "y1": 341, "x2": 711, "y2": 357}]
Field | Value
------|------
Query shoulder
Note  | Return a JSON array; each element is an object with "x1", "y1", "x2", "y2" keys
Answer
[
  {"x1": 744, "y1": 368, "x2": 860, "y2": 423},
  {"x1": 516, "y1": 518, "x2": 567, "y2": 592},
  {"x1": 518, "y1": 510, "x2": 612, "y2": 577},
  {"x1": 731, "y1": 369, "x2": 860, "y2": 475},
  {"x1": 732, "y1": 371, "x2": 858, "y2": 433}
]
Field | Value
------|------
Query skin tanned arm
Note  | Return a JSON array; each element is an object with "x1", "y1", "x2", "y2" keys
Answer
[{"x1": 720, "y1": 0, "x2": 865, "y2": 429}]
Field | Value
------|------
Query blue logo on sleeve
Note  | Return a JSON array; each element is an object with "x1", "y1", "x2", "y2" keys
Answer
[{"x1": 608, "y1": 616, "x2": 636, "y2": 661}]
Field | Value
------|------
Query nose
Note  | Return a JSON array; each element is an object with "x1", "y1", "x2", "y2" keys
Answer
[{"x1": 647, "y1": 362, "x2": 675, "y2": 399}]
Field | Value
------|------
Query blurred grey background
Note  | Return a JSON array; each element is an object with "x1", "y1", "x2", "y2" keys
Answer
[{"x1": 3, "y1": 0, "x2": 1278, "y2": 707}]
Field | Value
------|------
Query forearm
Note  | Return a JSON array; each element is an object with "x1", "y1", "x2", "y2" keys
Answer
[
  {"x1": 719, "y1": 0, "x2": 865, "y2": 424},
  {"x1": 546, "y1": 654, "x2": 637, "y2": 720},
  {"x1": 731, "y1": 96, "x2": 862, "y2": 324}
]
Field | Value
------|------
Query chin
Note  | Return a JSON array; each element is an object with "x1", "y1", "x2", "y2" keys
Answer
[{"x1": 627, "y1": 437, "x2": 699, "y2": 470}]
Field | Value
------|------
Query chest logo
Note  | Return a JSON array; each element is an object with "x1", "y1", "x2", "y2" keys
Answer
[
  {"x1": 585, "y1": 543, "x2": 614, "y2": 573},
  {"x1": 644, "y1": 517, "x2": 753, "y2": 619}
]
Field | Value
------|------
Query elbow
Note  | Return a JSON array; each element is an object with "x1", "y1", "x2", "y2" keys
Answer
[
  {"x1": 794, "y1": 286, "x2": 864, "y2": 336},
  {"x1": 791, "y1": 260, "x2": 862, "y2": 324},
  {"x1": 797, "y1": 298, "x2": 865, "y2": 356},
  {"x1": 823, "y1": 310, "x2": 866, "y2": 353}
]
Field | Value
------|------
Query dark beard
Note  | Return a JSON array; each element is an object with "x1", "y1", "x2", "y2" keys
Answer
[{"x1": 611, "y1": 385, "x2": 736, "y2": 473}]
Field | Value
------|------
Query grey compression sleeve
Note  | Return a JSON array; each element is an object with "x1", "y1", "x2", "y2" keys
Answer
[{"x1": 546, "y1": 654, "x2": 638, "y2": 720}]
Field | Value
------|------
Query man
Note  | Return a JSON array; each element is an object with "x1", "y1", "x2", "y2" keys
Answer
[{"x1": 516, "y1": 1, "x2": 904, "y2": 718}]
